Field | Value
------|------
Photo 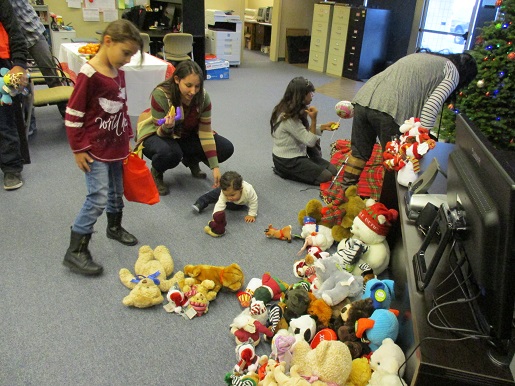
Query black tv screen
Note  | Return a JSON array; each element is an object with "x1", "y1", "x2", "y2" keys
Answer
[{"x1": 447, "y1": 114, "x2": 515, "y2": 343}]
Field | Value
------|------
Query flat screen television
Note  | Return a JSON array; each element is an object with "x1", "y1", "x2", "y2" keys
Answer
[{"x1": 446, "y1": 114, "x2": 515, "y2": 350}]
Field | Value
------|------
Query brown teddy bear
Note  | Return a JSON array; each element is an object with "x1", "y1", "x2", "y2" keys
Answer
[
  {"x1": 183, "y1": 263, "x2": 244, "y2": 294},
  {"x1": 297, "y1": 186, "x2": 365, "y2": 243},
  {"x1": 119, "y1": 245, "x2": 179, "y2": 293},
  {"x1": 337, "y1": 297, "x2": 375, "y2": 359}
]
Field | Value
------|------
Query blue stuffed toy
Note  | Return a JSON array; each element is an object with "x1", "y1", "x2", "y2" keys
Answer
[
  {"x1": 363, "y1": 278, "x2": 395, "y2": 309},
  {"x1": 0, "y1": 68, "x2": 13, "y2": 105},
  {"x1": 355, "y1": 308, "x2": 399, "y2": 351}
]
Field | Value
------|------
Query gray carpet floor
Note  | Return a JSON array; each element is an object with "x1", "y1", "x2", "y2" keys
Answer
[{"x1": 0, "y1": 50, "x2": 361, "y2": 385}]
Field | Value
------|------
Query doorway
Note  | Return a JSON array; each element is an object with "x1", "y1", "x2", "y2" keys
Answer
[{"x1": 416, "y1": 0, "x2": 497, "y2": 53}]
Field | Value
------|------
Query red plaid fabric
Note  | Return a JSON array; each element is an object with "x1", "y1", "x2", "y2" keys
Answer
[{"x1": 320, "y1": 139, "x2": 384, "y2": 201}]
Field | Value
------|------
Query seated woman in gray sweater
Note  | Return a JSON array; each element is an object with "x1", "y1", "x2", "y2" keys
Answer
[{"x1": 270, "y1": 77, "x2": 339, "y2": 185}]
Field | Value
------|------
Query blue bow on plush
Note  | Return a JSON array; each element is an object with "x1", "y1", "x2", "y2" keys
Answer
[{"x1": 130, "y1": 271, "x2": 161, "y2": 285}]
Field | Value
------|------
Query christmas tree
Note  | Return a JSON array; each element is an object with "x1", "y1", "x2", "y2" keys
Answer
[{"x1": 440, "y1": 0, "x2": 515, "y2": 151}]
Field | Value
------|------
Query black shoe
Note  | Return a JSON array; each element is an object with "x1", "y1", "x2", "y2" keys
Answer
[
  {"x1": 189, "y1": 163, "x2": 207, "y2": 179},
  {"x1": 106, "y1": 212, "x2": 138, "y2": 246},
  {"x1": 151, "y1": 167, "x2": 169, "y2": 196},
  {"x1": 63, "y1": 231, "x2": 103, "y2": 276},
  {"x1": 192, "y1": 200, "x2": 208, "y2": 213}
]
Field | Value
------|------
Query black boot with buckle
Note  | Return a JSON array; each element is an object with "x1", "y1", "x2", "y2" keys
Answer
[
  {"x1": 63, "y1": 230, "x2": 103, "y2": 276},
  {"x1": 106, "y1": 211, "x2": 138, "y2": 246}
]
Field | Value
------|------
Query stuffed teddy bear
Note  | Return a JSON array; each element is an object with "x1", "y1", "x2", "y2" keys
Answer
[
  {"x1": 337, "y1": 298, "x2": 375, "y2": 359},
  {"x1": 183, "y1": 262, "x2": 244, "y2": 294},
  {"x1": 204, "y1": 210, "x2": 227, "y2": 237},
  {"x1": 345, "y1": 357, "x2": 372, "y2": 386},
  {"x1": 119, "y1": 245, "x2": 177, "y2": 293},
  {"x1": 270, "y1": 363, "x2": 326, "y2": 385},
  {"x1": 368, "y1": 338, "x2": 407, "y2": 386},
  {"x1": 290, "y1": 339, "x2": 353, "y2": 385},
  {"x1": 182, "y1": 277, "x2": 217, "y2": 302},
  {"x1": 311, "y1": 254, "x2": 364, "y2": 307},
  {"x1": 337, "y1": 200, "x2": 398, "y2": 276},
  {"x1": 355, "y1": 309, "x2": 400, "y2": 352},
  {"x1": 122, "y1": 274, "x2": 164, "y2": 308}
]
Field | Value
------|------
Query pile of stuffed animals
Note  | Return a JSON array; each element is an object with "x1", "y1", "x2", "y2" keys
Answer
[{"x1": 117, "y1": 175, "x2": 407, "y2": 385}]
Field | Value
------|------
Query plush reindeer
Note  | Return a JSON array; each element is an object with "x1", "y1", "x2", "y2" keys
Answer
[{"x1": 264, "y1": 224, "x2": 292, "y2": 243}]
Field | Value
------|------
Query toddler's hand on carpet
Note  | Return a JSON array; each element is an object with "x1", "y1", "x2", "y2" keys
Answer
[{"x1": 244, "y1": 215, "x2": 256, "y2": 223}]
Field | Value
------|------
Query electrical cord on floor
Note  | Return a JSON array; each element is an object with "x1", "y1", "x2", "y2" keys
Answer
[{"x1": 398, "y1": 335, "x2": 490, "y2": 384}]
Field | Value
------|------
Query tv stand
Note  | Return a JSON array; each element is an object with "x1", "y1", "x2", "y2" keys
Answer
[{"x1": 390, "y1": 142, "x2": 515, "y2": 385}]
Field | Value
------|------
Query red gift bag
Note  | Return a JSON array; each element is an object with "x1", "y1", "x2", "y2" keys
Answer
[{"x1": 122, "y1": 153, "x2": 160, "y2": 205}]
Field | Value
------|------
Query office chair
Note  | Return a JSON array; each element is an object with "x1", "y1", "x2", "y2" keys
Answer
[
  {"x1": 157, "y1": 33, "x2": 193, "y2": 63},
  {"x1": 140, "y1": 32, "x2": 151, "y2": 54}
]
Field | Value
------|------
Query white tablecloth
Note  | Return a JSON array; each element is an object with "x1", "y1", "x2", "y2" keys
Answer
[{"x1": 59, "y1": 43, "x2": 173, "y2": 116}]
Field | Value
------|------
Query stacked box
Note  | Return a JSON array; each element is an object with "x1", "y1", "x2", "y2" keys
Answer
[{"x1": 205, "y1": 59, "x2": 230, "y2": 80}]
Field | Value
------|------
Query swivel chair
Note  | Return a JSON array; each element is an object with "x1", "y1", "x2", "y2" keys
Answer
[{"x1": 157, "y1": 33, "x2": 193, "y2": 64}]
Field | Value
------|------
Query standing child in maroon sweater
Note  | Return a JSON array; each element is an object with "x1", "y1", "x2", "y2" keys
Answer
[{"x1": 63, "y1": 20, "x2": 143, "y2": 276}]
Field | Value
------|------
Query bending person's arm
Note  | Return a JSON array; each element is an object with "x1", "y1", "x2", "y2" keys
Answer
[{"x1": 420, "y1": 61, "x2": 459, "y2": 129}]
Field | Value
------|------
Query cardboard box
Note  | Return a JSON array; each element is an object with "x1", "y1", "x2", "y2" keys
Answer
[
  {"x1": 205, "y1": 59, "x2": 230, "y2": 80},
  {"x1": 206, "y1": 67, "x2": 230, "y2": 80}
]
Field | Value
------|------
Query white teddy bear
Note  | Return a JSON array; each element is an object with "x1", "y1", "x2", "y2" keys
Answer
[
  {"x1": 367, "y1": 337, "x2": 407, "y2": 386},
  {"x1": 337, "y1": 200, "x2": 398, "y2": 276}
]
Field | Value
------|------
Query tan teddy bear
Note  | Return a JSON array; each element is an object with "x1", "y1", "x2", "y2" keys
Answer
[
  {"x1": 122, "y1": 276, "x2": 163, "y2": 308},
  {"x1": 290, "y1": 339, "x2": 353, "y2": 385},
  {"x1": 183, "y1": 279, "x2": 216, "y2": 317},
  {"x1": 119, "y1": 245, "x2": 179, "y2": 293}
]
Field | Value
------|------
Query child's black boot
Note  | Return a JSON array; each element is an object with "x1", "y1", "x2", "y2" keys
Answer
[
  {"x1": 106, "y1": 211, "x2": 138, "y2": 246},
  {"x1": 63, "y1": 230, "x2": 103, "y2": 276}
]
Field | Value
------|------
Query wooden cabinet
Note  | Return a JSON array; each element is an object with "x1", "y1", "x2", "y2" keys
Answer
[
  {"x1": 308, "y1": 3, "x2": 333, "y2": 73},
  {"x1": 255, "y1": 23, "x2": 272, "y2": 46},
  {"x1": 326, "y1": 5, "x2": 351, "y2": 77}
]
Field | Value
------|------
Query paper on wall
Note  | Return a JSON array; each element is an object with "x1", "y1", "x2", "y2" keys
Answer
[
  {"x1": 67, "y1": 0, "x2": 82, "y2": 9},
  {"x1": 103, "y1": 9, "x2": 118, "y2": 22},
  {"x1": 83, "y1": 8, "x2": 100, "y2": 21}
]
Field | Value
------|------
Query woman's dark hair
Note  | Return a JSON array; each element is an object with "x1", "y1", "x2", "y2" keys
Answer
[
  {"x1": 270, "y1": 76, "x2": 315, "y2": 135},
  {"x1": 156, "y1": 60, "x2": 205, "y2": 116},
  {"x1": 444, "y1": 52, "x2": 478, "y2": 89},
  {"x1": 220, "y1": 171, "x2": 243, "y2": 191},
  {"x1": 427, "y1": 51, "x2": 478, "y2": 89},
  {"x1": 102, "y1": 19, "x2": 144, "y2": 63}
]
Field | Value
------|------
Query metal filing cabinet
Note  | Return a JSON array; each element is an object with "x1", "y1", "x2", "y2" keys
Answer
[
  {"x1": 342, "y1": 7, "x2": 390, "y2": 81},
  {"x1": 308, "y1": 3, "x2": 333, "y2": 73},
  {"x1": 326, "y1": 5, "x2": 351, "y2": 77}
]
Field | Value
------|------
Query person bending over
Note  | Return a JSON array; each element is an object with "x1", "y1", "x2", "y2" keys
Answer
[
  {"x1": 340, "y1": 52, "x2": 478, "y2": 190},
  {"x1": 137, "y1": 60, "x2": 234, "y2": 196},
  {"x1": 270, "y1": 76, "x2": 338, "y2": 185}
]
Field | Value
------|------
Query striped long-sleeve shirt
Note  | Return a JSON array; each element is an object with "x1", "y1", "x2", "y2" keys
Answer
[
  {"x1": 353, "y1": 53, "x2": 459, "y2": 130},
  {"x1": 138, "y1": 87, "x2": 219, "y2": 169}
]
